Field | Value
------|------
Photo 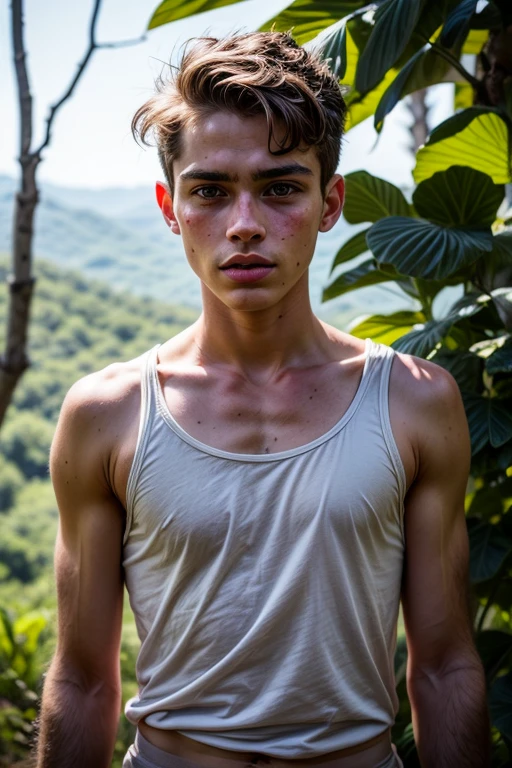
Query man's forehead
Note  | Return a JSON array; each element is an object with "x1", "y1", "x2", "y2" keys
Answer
[{"x1": 175, "y1": 110, "x2": 321, "y2": 178}]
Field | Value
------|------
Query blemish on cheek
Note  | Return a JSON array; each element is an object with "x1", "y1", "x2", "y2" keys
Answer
[
  {"x1": 197, "y1": 421, "x2": 201, "y2": 424},
  {"x1": 186, "y1": 219, "x2": 190, "y2": 224},
  {"x1": 296, "y1": 262, "x2": 300, "y2": 266},
  {"x1": 191, "y1": 249, "x2": 195, "y2": 253},
  {"x1": 278, "y1": 315, "x2": 283, "y2": 319}
]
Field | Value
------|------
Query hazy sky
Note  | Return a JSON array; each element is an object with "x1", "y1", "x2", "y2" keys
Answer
[{"x1": 1, "y1": 0, "x2": 452, "y2": 190}]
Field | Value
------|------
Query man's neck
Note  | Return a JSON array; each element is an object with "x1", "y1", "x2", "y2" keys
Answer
[{"x1": 192, "y1": 283, "x2": 333, "y2": 384}]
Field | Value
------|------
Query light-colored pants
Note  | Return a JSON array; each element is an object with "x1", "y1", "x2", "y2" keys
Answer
[{"x1": 122, "y1": 732, "x2": 404, "y2": 768}]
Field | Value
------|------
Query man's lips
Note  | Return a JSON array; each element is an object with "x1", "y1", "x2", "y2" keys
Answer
[{"x1": 219, "y1": 254, "x2": 275, "y2": 269}]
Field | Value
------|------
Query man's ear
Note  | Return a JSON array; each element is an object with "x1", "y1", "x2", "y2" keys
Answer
[
  {"x1": 319, "y1": 175, "x2": 345, "y2": 233},
  {"x1": 156, "y1": 181, "x2": 180, "y2": 235}
]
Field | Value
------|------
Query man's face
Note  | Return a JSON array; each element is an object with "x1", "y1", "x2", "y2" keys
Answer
[{"x1": 160, "y1": 111, "x2": 344, "y2": 312}]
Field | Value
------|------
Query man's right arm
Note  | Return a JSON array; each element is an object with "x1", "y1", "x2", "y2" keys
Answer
[{"x1": 37, "y1": 372, "x2": 127, "y2": 768}]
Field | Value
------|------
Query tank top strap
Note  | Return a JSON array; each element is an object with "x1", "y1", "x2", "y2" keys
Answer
[
  {"x1": 124, "y1": 343, "x2": 161, "y2": 543},
  {"x1": 363, "y1": 338, "x2": 406, "y2": 502}
]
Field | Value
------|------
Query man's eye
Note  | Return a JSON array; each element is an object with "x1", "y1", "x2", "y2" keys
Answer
[
  {"x1": 195, "y1": 186, "x2": 224, "y2": 199},
  {"x1": 267, "y1": 183, "x2": 297, "y2": 197}
]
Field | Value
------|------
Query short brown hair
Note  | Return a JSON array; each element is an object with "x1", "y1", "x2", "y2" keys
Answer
[{"x1": 132, "y1": 32, "x2": 347, "y2": 192}]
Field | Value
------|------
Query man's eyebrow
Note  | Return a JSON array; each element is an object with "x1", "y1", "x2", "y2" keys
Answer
[
  {"x1": 252, "y1": 164, "x2": 313, "y2": 181},
  {"x1": 180, "y1": 170, "x2": 236, "y2": 182},
  {"x1": 179, "y1": 164, "x2": 313, "y2": 183}
]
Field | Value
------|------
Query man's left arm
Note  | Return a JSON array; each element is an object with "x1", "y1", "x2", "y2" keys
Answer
[{"x1": 400, "y1": 361, "x2": 490, "y2": 767}]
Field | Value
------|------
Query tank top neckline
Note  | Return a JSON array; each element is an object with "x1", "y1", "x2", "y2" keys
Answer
[{"x1": 149, "y1": 337, "x2": 378, "y2": 463}]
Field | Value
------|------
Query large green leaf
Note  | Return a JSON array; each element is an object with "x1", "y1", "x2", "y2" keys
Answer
[
  {"x1": 391, "y1": 317, "x2": 454, "y2": 357},
  {"x1": 467, "y1": 518, "x2": 512, "y2": 583},
  {"x1": 412, "y1": 166, "x2": 504, "y2": 228},
  {"x1": 440, "y1": 0, "x2": 479, "y2": 48},
  {"x1": 348, "y1": 311, "x2": 425, "y2": 345},
  {"x1": 374, "y1": 44, "x2": 457, "y2": 132},
  {"x1": 463, "y1": 393, "x2": 512, "y2": 453},
  {"x1": 491, "y1": 287, "x2": 512, "y2": 331},
  {"x1": 392, "y1": 293, "x2": 485, "y2": 357},
  {"x1": 486, "y1": 338, "x2": 512, "y2": 374},
  {"x1": 318, "y1": 20, "x2": 347, "y2": 79},
  {"x1": 343, "y1": 171, "x2": 412, "y2": 224},
  {"x1": 490, "y1": 671, "x2": 512, "y2": 739},
  {"x1": 366, "y1": 216, "x2": 493, "y2": 279},
  {"x1": 413, "y1": 110, "x2": 511, "y2": 185},
  {"x1": 355, "y1": 0, "x2": 422, "y2": 94},
  {"x1": 330, "y1": 228, "x2": 370, "y2": 272},
  {"x1": 148, "y1": 0, "x2": 248, "y2": 28},
  {"x1": 262, "y1": 0, "x2": 365, "y2": 46},
  {"x1": 322, "y1": 259, "x2": 395, "y2": 301}
]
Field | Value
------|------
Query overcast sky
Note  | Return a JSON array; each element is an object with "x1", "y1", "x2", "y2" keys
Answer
[{"x1": 1, "y1": 0, "x2": 453, "y2": 191}]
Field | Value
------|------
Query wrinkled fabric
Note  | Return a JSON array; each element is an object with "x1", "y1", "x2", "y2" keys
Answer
[{"x1": 123, "y1": 340, "x2": 406, "y2": 759}]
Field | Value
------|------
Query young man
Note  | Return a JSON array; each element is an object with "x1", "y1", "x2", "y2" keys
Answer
[{"x1": 38, "y1": 32, "x2": 490, "y2": 768}]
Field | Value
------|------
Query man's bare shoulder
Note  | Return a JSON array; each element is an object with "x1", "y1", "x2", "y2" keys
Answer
[
  {"x1": 391, "y1": 350, "x2": 463, "y2": 414},
  {"x1": 56, "y1": 351, "x2": 151, "y2": 449}
]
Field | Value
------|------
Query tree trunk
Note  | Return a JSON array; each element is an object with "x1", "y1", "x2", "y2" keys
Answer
[{"x1": 0, "y1": 0, "x2": 38, "y2": 428}]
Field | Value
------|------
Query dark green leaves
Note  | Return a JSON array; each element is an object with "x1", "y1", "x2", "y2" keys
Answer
[
  {"x1": 490, "y1": 672, "x2": 512, "y2": 739},
  {"x1": 322, "y1": 259, "x2": 395, "y2": 301},
  {"x1": 468, "y1": 518, "x2": 512, "y2": 582},
  {"x1": 330, "y1": 228, "x2": 370, "y2": 272},
  {"x1": 374, "y1": 45, "x2": 453, "y2": 132},
  {"x1": 343, "y1": 171, "x2": 412, "y2": 224},
  {"x1": 486, "y1": 338, "x2": 512, "y2": 374},
  {"x1": 392, "y1": 317, "x2": 456, "y2": 357},
  {"x1": 412, "y1": 167, "x2": 504, "y2": 228},
  {"x1": 355, "y1": 0, "x2": 422, "y2": 94},
  {"x1": 261, "y1": 1, "x2": 364, "y2": 46},
  {"x1": 148, "y1": 0, "x2": 247, "y2": 28},
  {"x1": 318, "y1": 21, "x2": 347, "y2": 79},
  {"x1": 463, "y1": 393, "x2": 512, "y2": 453},
  {"x1": 366, "y1": 216, "x2": 493, "y2": 279},
  {"x1": 440, "y1": 0, "x2": 479, "y2": 48}
]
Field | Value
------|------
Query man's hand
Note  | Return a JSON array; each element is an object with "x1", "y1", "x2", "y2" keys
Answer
[{"x1": 399, "y1": 357, "x2": 490, "y2": 768}]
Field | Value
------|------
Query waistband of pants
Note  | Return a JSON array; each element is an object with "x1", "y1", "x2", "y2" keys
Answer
[{"x1": 133, "y1": 730, "x2": 402, "y2": 768}]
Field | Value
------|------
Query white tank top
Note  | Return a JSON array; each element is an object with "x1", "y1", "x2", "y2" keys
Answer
[{"x1": 123, "y1": 339, "x2": 406, "y2": 759}]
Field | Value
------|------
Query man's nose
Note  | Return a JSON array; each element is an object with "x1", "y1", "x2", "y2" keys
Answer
[{"x1": 226, "y1": 195, "x2": 266, "y2": 243}]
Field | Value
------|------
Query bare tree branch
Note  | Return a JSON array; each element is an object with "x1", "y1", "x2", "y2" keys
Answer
[
  {"x1": 98, "y1": 35, "x2": 147, "y2": 50},
  {"x1": 36, "y1": 1, "x2": 145, "y2": 156},
  {"x1": 11, "y1": 0, "x2": 32, "y2": 160}
]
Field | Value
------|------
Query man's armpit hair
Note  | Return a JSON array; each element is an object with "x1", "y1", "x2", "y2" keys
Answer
[{"x1": 132, "y1": 32, "x2": 347, "y2": 193}]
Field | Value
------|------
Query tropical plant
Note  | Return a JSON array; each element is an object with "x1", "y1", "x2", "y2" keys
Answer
[
  {"x1": 146, "y1": 0, "x2": 512, "y2": 763},
  {"x1": 0, "y1": 607, "x2": 47, "y2": 766}
]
